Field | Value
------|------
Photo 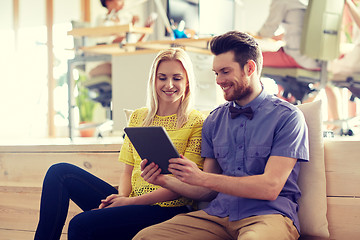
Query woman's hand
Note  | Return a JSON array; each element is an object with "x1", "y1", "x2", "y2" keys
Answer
[
  {"x1": 140, "y1": 159, "x2": 166, "y2": 186},
  {"x1": 168, "y1": 155, "x2": 205, "y2": 186},
  {"x1": 98, "y1": 194, "x2": 132, "y2": 209}
]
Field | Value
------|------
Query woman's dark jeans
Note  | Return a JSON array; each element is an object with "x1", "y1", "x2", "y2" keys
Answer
[{"x1": 34, "y1": 162, "x2": 189, "y2": 240}]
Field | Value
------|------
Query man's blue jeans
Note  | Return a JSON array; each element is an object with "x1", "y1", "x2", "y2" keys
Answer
[{"x1": 34, "y1": 162, "x2": 189, "y2": 240}]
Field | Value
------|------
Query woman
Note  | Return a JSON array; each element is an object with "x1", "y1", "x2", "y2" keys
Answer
[{"x1": 34, "y1": 48, "x2": 205, "y2": 240}]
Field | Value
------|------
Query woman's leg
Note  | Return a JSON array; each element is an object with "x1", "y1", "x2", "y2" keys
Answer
[
  {"x1": 68, "y1": 205, "x2": 190, "y2": 240},
  {"x1": 34, "y1": 162, "x2": 118, "y2": 240}
]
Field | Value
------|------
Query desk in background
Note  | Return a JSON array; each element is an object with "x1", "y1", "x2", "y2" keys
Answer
[
  {"x1": 67, "y1": 24, "x2": 153, "y2": 139},
  {"x1": 67, "y1": 27, "x2": 222, "y2": 138}
]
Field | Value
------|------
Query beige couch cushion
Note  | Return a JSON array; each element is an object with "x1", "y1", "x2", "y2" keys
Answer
[{"x1": 297, "y1": 100, "x2": 329, "y2": 238}]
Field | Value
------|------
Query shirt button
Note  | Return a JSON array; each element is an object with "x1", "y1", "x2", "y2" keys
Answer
[
  {"x1": 255, "y1": 152, "x2": 259, "y2": 156},
  {"x1": 240, "y1": 124, "x2": 244, "y2": 128},
  {"x1": 237, "y1": 167, "x2": 242, "y2": 170},
  {"x1": 239, "y1": 145, "x2": 243, "y2": 149}
]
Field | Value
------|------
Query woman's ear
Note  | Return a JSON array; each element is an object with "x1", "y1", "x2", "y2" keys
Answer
[{"x1": 245, "y1": 60, "x2": 257, "y2": 77}]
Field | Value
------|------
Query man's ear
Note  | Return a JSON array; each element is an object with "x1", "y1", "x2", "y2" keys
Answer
[{"x1": 245, "y1": 60, "x2": 256, "y2": 77}]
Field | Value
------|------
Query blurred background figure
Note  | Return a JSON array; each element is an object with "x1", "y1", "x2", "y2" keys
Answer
[
  {"x1": 325, "y1": 0, "x2": 360, "y2": 133},
  {"x1": 255, "y1": 0, "x2": 320, "y2": 103},
  {"x1": 257, "y1": 0, "x2": 320, "y2": 70}
]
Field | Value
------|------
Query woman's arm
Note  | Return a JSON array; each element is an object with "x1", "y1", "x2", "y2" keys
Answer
[
  {"x1": 115, "y1": 158, "x2": 181, "y2": 205},
  {"x1": 100, "y1": 161, "x2": 180, "y2": 209},
  {"x1": 98, "y1": 162, "x2": 133, "y2": 209},
  {"x1": 123, "y1": 187, "x2": 180, "y2": 205},
  {"x1": 100, "y1": 183, "x2": 180, "y2": 208},
  {"x1": 117, "y1": 162, "x2": 133, "y2": 197}
]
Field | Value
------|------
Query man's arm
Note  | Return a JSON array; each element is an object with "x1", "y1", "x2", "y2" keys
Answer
[
  {"x1": 170, "y1": 155, "x2": 297, "y2": 201},
  {"x1": 141, "y1": 157, "x2": 221, "y2": 201}
]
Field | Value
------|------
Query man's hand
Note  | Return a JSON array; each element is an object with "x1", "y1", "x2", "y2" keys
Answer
[
  {"x1": 140, "y1": 159, "x2": 166, "y2": 186},
  {"x1": 98, "y1": 194, "x2": 132, "y2": 209},
  {"x1": 169, "y1": 155, "x2": 205, "y2": 186}
]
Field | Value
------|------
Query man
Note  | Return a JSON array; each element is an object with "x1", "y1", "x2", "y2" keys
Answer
[{"x1": 135, "y1": 31, "x2": 309, "y2": 240}]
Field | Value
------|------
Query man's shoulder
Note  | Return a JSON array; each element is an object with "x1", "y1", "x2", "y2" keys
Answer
[
  {"x1": 264, "y1": 95, "x2": 299, "y2": 113},
  {"x1": 208, "y1": 102, "x2": 230, "y2": 115},
  {"x1": 261, "y1": 96, "x2": 307, "y2": 129},
  {"x1": 202, "y1": 103, "x2": 230, "y2": 128}
]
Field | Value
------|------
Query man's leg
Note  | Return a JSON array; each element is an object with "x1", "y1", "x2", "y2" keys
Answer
[
  {"x1": 133, "y1": 210, "x2": 233, "y2": 240},
  {"x1": 230, "y1": 214, "x2": 300, "y2": 240}
]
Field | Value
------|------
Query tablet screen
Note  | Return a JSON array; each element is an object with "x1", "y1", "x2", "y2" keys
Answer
[{"x1": 124, "y1": 126, "x2": 180, "y2": 174}]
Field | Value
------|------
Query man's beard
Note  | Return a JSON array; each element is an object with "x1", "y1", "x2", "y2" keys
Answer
[{"x1": 224, "y1": 81, "x2": 253, "y2": 102}]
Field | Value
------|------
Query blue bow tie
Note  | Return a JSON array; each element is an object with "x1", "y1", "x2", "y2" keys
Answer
[{"x1": 229, "y1": 106, "x2": 254, "y2": 120}]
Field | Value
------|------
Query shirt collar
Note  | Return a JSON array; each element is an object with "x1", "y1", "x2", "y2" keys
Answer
[{"x1": 232, "y1": 88, "x2": 266, "y2": 112}]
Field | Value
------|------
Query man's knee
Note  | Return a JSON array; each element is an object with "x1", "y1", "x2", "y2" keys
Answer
[
  {"x1": 133, "y1": 226, "x2": 162, "y2": 240},
  {"x1": 133, "y1": 222, "x2": 185, "y2": 240},
  {"x1": 238, "y1": 230, "x2": 260, "y2": 240}
]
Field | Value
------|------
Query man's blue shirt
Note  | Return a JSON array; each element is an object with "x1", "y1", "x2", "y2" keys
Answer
[{"x1": 201, "y1": 89, "x2": 309, "y2": 232}]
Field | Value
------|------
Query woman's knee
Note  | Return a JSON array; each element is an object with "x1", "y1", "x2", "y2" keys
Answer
[
  {"x1": 68, "y1": 213, "x2": 90, "y2": 239},
  {"x1": 46, "y1": 163, "x2": 76, "y2": 179}
]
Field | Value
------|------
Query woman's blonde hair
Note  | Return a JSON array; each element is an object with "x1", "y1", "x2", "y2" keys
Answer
[{"x1": 142, "y1": 48, "x2": 196, "y2": 128}]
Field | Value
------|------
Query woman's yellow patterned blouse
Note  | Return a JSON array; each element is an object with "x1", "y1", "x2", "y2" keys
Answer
[{"x1": 119, "y1": 108, "x2": 205, "y2": 207}]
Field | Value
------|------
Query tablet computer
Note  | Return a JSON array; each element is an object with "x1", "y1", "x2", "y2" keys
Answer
[{"x1": 124, "y1": 126, "x2": 180, "y2": 174}]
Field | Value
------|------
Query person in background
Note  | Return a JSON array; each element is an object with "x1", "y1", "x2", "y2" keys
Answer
[
  {"x1": 330, "y1": 0, "x2": 360, "y2": 78},
  {"x1": 135, "y1": 31, "x2": 308, "y2": 240},
  {"x1": 257, "y1": 0, "x2": 319, "y2": 70},
  {"x1": 254, "y1": 0, "x2": 320, "y2": 104},
  {"x1": 34, "y1": 48, "x2": 205, "y2": 240},
  {"x1": 325, "y1": 0, "x2": 360, "y2": 130},
  {"x1": 87, "y1": 0, "x2": 157, "y2": 93},
  {"x1": 97, "y1": 0, "x2": 139, "y2": 43},
  {"x1": 96, "y1": 0, "x2": 157, "y2": 43}
]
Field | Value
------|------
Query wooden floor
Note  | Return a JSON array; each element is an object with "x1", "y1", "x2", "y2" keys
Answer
[{"x1": 0, "y1": 229, "x2": 66, "y2": 240}]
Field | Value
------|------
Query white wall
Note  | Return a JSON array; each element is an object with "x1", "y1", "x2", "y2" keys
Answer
[
  {"x1": 138, "y1": 0, "x2": 273, "y2": 40},
  {"x1": 234, "y1": 0, "x2": 272, "y2": 33}
]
